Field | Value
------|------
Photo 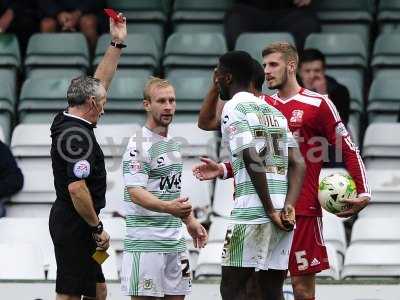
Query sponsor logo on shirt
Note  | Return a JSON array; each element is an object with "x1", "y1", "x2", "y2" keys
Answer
[
  {"x1": 223, "y1": 115, "x2": 229, "y2": 124},
  {"x1": 335, "y1": 122, "x2": 349, "y2": 137},
  {"x1": 157, "y1": 156, "x2": 165, "y2": 167},
  {"x1": 143, "y1": 279, "x2": 153, "y2": 290},
  {"x1": 129, "y1": 161, "x2": 142, "y2": 174},
  {"x1": 160, "y1": 171, "x2": 181, "y2": 192}
]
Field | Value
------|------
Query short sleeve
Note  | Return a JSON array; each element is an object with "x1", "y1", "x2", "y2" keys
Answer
[
  {"x1": 122, "y1": 143, "x2": 151, "y2": 188},
  {"x1": 60, "y1": 128, "x2": 96, "y2": 184},
  {"x1": 221, "y1": 104, "x2": 254, "y2": 155},
  {"x1": 286, "y1": 129, "x2": 298, "y2": 148}
]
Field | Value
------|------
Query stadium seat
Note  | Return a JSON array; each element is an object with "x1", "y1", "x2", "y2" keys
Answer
[
  {"x1": 317, "y1": 243, "x2": 341, "y2": 280},
  {"x1": 366, "y1": 169, "x2": 400, "y2": 203},
  {"x1": 98, "y1": 112, "x2": 147, "y2": 125},
  {"x1": 172, "y1": 0, "x2": 233, "y2": 24},
  {"x1": 322, "y1": 212, "x2": 347, "y2": 257},
  {"x1": 110, "y1": 0, "x2": 169, "y2": 23},
  {"x1": 194, "y1": 242, "x2": 223, "y2": 278},
  {"x1": 378, "y1": 0, "x2": 400, "y2": 32},
  {"x1": 93, "y1": 34, "x2": 159, "y2": 73},
  {"x1": 174, "y1": 23, "x2": 224, "y2": 34},
  {"x1": 363, "y1": 123, "x2": 400, "y2": 169},
  {"x1": 0, "y1": 34, "x2": 21, "y2": 69},
  {"x1": 304, "y1": 34, "x2": 367, "y2": 69},
  {"x1": 169, "y1": 122, "x2": 218, "y2": 159},
  {"x1": 371, "y1": 34, "x2": 400, "y2": 78},
  {"x1": 321, "y1": 24, "x2": 369, "y2": 49},
  {"x1": 106, "y1": 76, "x2": 147, "y2": 112},
  {"x1": 0, "y1": 125, "x2": 4, "y2": 142},
  {"x1": 0, "y1": 218, "x2": 53, "y2": 267},
  {"x1": 18, "y1": 78, "x2": 71, "y2": 119},
  {"x1": 324, "y1": 69, "x2": 364, "y2": 98},
  {"x1": 0, "y1": 82, "x2": 14, "y2": 144},
  {"x1": 213, "y1": 178, "x2": 234, "y2": 218},
  {"x1": 163, "y1": 33, "x2": 227, "y2": 75},
  {"x1": 350, "y1": 217, "x2": 400, "y2": 245},
  {"x1": 126, "y1": 23, "x2": 164, "y2": 51},
  {"x1": 235, "y1": 33, "x2": 295, "y2": 63},
  {"x1": 103, "y1": 158, "x2": 125, "y2": 216},
  {"x1": 94, "y1": 124, "x2": 140, "y2": 157},
  {"x1": 181, "y1": 159, "x2": 213, "y2": 221},
  {"x1": 0, "y1": 242, "x2": 46, "y2": 280},
  {"x1": 315, "y1": 0, "x2": 374, "y2": 23},
  {"x1": 27, "y1": 68, "x2": 84, "y2": 80},
  {"x1": 11, "y1": 124, "x2": 54, "y2": 204},
  {"x1": 167, "y1": 75, "x2": 211, "y2": 112},
  {"x1": 25, "y1": 33, "x2": 89, "y2": 75},
  {"x1": 358, "y1": 203, "x2": 400, "y2": 219},
  {"x1": 208, "y1": 216, "x2": 229, "y2": 242},
  {"x1": 342, "y1": 244, "x2": 400, "y2": 278}
]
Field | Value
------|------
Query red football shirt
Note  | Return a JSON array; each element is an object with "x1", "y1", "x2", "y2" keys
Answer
[{"x1": 224, "y1": 88, "x2": 370, "y2": 216}]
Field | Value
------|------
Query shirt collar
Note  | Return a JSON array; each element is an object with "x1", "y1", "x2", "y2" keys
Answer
[{"x1": 63, "y1": 111, "x2": 92, "y2": 125}]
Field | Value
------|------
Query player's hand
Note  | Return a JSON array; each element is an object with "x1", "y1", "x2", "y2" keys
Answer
[
  {"x1": 110, "y1": 12, "x2": 127, "y2": 43},
  {"x1": 335, "y1": 195, "x2": 370, "y2": 218},
  {"x1": 280, "y1": 204, "x2": 295, "y2": 231},
  {"x1": 186, "y1": 218, "x2": 208, "y2": 248},
  {"x1": 93, "y1": 230, "x2": 110, "y2": 250},
  {"x1": 192, "y1": 157, "x2": 224, "y2": 181},
  {"x1": 268, "y1": 210, "x2": 293, "y2": 231},
  {"x1": 293, "y1": 0, "x2": 312, "y2": 7},
  {"x1": 165, "y1": 197, "x2": 192, "y2": 218}
]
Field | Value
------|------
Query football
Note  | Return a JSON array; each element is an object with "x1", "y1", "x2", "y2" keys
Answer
[{"x1": 318, "y1": 173, "x2": 357, "y2": 214}]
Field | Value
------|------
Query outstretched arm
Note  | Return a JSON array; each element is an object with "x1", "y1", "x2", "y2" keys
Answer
[{"x1": 94, "y1": 14, "x2": 127, "y2": 91}]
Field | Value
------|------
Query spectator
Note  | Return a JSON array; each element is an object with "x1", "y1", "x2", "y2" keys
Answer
[
  {"x1": 0, "y1": 0, "x2": 40, "y2": 54},
  {"x1": 224, "y1": 0, "x2": 320, "y2": 50},
  {"x1": 0, "y1": 140, "x2": 24, "y2": 217},
  {"x1": 299, "y1": 48, "x2": 351, "y2": 125},
  {"x1": 38, "y1": 0, "x2": 106, "y2": 52}
]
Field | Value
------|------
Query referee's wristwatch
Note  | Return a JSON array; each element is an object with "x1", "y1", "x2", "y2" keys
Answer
[
  {"x1": 91, "y1": 220, "x2": 104, "y2": 235},
  {"x1": 110, "y1": 40, "x2": 126, "y2": 49}
]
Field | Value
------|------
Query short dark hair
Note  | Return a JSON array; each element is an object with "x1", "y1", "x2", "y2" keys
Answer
[
  {"x1": 67, "y1": 76, "x2": 102, "y2": 107},
  {"x1": 252, "y1": 59, "x2": 264, "y2": 92},
  {"x1": 219, "y1": 50, "x2": 254, "y2": 87},
  {"x1": 300, "y1": 48, "x2": 326, "y2": 68}
]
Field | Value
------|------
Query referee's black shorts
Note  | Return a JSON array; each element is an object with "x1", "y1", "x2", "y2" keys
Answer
[{"x1": 49, "y1": 202, "x2": 105, "y2": 298}]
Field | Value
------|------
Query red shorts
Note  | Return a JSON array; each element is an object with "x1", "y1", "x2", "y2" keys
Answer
[{"x1": 288, "y1": 215, "x2": 330, "y2": 276}]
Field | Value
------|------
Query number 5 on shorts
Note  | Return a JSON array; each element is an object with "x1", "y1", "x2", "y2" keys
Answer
[{"x1": 295, "y1": 250, "x2": 309, "y2": 271}]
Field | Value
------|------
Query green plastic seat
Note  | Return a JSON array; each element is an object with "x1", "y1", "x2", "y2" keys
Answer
[
  {"x1": 163, "y1": 33, "x2": 227, "y2": 72},
  {"x1": 367, "y1": 77, "x2": 400, "y2": 123},
  {"x1": 371, "y1": 34, "x2": 400, "y2": 77},
  {"x1": 18, "y1": 78, "x2": 71, "y2": 118},
  {"x1": 378, "y1": 0, "x2": 400, "y2": 32},
  {"x1": 107, "y1": 77, "x2": 147, "y2": 112},
  {"x1": 325, "y1": 69, "x2": 364, "y2": 95},
  {"x1": 25, "y1": 33, "x2": 89, "y2": 74},
  {"x1": 305, "y1": 34, "x2": 367, "y2": 68},
  {"x1": 0, "y1": 34, "x2": 20, "y2": 69},
  {"x1": 172, "y1": 0, "x2": 233, "y2": 23},
  {"x1": 0, "y1": 80, "x2": 15, "y2": 106},
  {"x1": 321, "y1": 24, "x2": 369, "y2": 49},
  {"x1": 0, "y1": 111, "x2": 12, "y2": 144},
  {"x1": 315, "y1": 0, "x2": 374, "y2": 23},
  {"x1": 27, "y1": 68, "x2": 85, "y2": 80},
  {"x1": 93, "y1": 34, "x2": 159, "y2": 71},
  {"x1": 126, "y1": 23, "x2": 164, "y2": 51},
  {"x1": 167, "y1": 75, "x2": 211, "y2": 112},
  {"x1": 0, "y1": 69, "x2": 17, "y2": 101},
  {"x1": 100, "y1": 112, "x2": 146, "y2": 125},
  {"x1": 110, "y1": 0, "x2": 169, "y2": 22},
  {"x1": 174, "y1": 23, "x2": 224, "y2": 34},
  {"x1": 235, "y1": 32, "x2": 295, "y2": 63}
]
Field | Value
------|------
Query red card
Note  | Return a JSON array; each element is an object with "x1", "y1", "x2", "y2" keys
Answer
[{"x1": 104, "y1": 8, "x2": 123, "y2": 23}]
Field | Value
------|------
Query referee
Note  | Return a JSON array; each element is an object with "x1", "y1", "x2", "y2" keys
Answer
[{"x1": 49, "y1": 14, "x2": 127, "y2": 300}]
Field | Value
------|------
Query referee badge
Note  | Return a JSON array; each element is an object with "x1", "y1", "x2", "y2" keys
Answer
[{"x1": 73, "y1": 160, "x2": 91, "y2": 178}]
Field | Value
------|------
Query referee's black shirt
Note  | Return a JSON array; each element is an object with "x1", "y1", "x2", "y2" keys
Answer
[{"x1": 50, "y1": 111, "x2": 106, "y2": 214}]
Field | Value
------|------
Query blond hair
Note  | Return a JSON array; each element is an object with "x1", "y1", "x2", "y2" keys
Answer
[
  {"x1": 143, "y1": 76, "x2": 172, "y2": 101},
  {"x1": 262, "y1": 42, "x2": 299, "y2": 66}
]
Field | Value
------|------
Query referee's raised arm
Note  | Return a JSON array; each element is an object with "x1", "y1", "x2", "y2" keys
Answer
[{"x1": 94, "y1": 13, "x2": 127, "y2": 91}]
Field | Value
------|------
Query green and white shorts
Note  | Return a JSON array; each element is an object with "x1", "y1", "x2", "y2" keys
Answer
[
  {"x1": 221, "y1": 222, "x2": 294, "y2": 270},
  {"x1": 120, "y1": 251, "x2": 192, "y2": 297}
]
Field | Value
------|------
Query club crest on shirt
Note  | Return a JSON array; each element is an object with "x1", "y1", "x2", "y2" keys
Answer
[
  {"x1": 157, "y1": 156, "x2": 165, "y2": 167},
  {"x1": 129, "y1": 160, "x2": 142, "y2": 174},
  {"x1": 290, "y1": 110, "x2": 304, "y2": 125},
  {"x1": 73, "y1": 160, "x2": 90, "y2": 178},
  {"x1": 227, "y1": 125, "x2": 237, "y2": 139}
]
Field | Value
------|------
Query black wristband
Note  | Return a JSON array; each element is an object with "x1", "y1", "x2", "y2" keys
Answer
[
  {"x1": 91, "y1": 220, "x2": 103, "y2": 234},
  {"x1": 110, "y1": 41, "x2": 126, "y2": 49}
]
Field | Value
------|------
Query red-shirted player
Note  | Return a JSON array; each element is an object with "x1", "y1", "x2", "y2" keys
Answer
[{"x1": 193, "y1": 43, "x2": 370, "y2": 300}]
